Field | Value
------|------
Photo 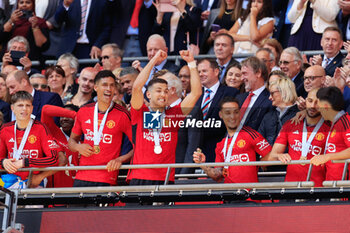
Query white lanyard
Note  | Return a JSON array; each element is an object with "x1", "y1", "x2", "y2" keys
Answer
[
  {"x1": 301, "y1": 118, "x2": 324, "y2": 158},
  {"x1": 149, "y1": 108, "x2": 165, "y2": 154},
  {"x1": 93, "y1": 102, "x2": 113, "y2": 146},
  {"x1": 13, "y1": 118, "x2": 34, "y2": 160},
  {"x1": 222, "y1": 124, "x2": 243, "y2": 169},
  {"x1": 325, "y1": 110, "x2": 345, "y2": 154}
]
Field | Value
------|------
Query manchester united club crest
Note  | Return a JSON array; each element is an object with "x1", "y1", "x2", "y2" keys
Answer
[
  {"x1": 28, "y1": 135, "x2": 37, "y2": 144},
  {"x1": 106, "y1": 120, "x2": 115, "y2": 129},
  {"x1": 237, "y1": 139, "x2": 246, "y2": 148},
  {"x1": 331, "y1": 129, "x2": 336, "y2": 138},
  {"x1": 315, "y1": 133, "x2": 325, "y2": 141}
]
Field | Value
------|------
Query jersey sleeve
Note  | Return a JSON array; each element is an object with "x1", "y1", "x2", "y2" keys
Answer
[
  {"x1": 253, "y1": 130, "x2": 272, "y2": 157},
  {"x1": 274, "y1": 121, "x2": 290, "y2": 146},
  {"x1": 121, "y1": 109, "x2": 133, "y2": 145},
  {"x1": 25, "y1": 125, "x2": 60, "y2": 168},
  {"x1": 71, "y1": 108, "x2": 83, "y2": 136}
]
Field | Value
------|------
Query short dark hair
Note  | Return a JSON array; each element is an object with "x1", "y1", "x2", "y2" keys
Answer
[
  {"x1": 219, "y1": 96, "x2": 240, "y2": 111},
  {"x1": 64, "y1": 104, "x2": 79, "y2": 112},
  {"x1": 94, "y1": 70, "x2": 116, "y2": 84},
  {"x1": 120, "y1": 67, "x2": 139, "y2": 77},
  {"x1": 197, "y1": 58, "x2": 219, "y2": 70},
  {"x1": 11, "y1": 90, "x2": 33, "y2": 104},
  {"x1": 241, "y1": 56, "x2": 268, "y2": 81},
  {"x1": 317, "y1": 87, "x2": 345, "y2": 111},
  {"x1": 45, "y1": 65, "x2": 65, "y2": 78},
  {"x1": 146, "y1": 78, "x2": 168, "y2": 92},
  {"x1": 214, "y1": 33, "x2": 234, "y2": 47},
  {"x1": 323, "y1": 26, "x2": 343, "y2": 40}
]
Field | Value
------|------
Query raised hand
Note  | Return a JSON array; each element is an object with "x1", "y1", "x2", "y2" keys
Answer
[{"x1": 179, "y1": 50, "x2": 194, "y2": 63}]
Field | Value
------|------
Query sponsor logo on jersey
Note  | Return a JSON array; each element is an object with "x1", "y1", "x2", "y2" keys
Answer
[
  {"x1": 237, "y1": 139, "x2": 246, "y2": 148},
  {"x1": 102, "y1": 134, "x2": 113, "y2": 144},
  {"x1": 293, "y1": 130, "x2": 299, "y2": 134},
  {"x1": 143, "y1": 131, "x2": 171, "y2": 142},
  {"x1": 230, "y1": 153, "x2": 250, "y2": 162},
  {"x1": 28, "y1": 135, "x2": 37, "y2": 144},
  {"x1": 48, "y1": 140, "x2": 60, "y2": 149},
  {"x1": 29, "y1": 150, "x2": 39, "y2": 158},
  {"x1": 290, "y1": 139, "x2": 323, "y2": 156},
  {"x1": 8, "y1": 138, "x2": 14, "y2": 143},
  {"x1": 327, "y1": 143, "x2": 336, "y2": 153},
  {"x1": 346, "y1": 133, "x2": 350, "y2": 141},
  {"x1": 331, "y1": 129, "x2": 336, "y2": 138},
  {"x1": 257, "y1": 139, "x2": 269, "y2": 150},
  {"x1": 85, "y1": 119, "x2": 91, "y2": 124},
  {"x1": 315, "y1": 133, "x2": 325, "y2": 141},
  {"x1": 106, "y1": 120, "x2": 115, "y2": 129}
]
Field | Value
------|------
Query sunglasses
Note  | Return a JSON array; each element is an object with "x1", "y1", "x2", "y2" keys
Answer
[
  {"x1": 32, "y1": 83, "x2": 48, "y2": 89},
  {"x1": 100, "y1": 56, "x2": 110, "y2": 61}
]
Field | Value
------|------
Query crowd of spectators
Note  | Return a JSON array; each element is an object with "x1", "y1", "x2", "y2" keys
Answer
[{"x1": 1, "y1": 0, "x2": 350, "y2": 199}]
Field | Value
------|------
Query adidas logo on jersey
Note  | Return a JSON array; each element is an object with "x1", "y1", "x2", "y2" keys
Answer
[
  {"x1": 293, "y1": 130, "x2": 299, "y2": 134},
  {"x1": 85, "y1": 119, "x2": 91, "y2": 124},
  {"x1": 9, "y1": 138, "x2": 14, "y2": 143}
]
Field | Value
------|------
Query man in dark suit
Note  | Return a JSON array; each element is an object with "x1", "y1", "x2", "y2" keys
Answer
[
  {"x1": 5, "y1": 70, "x2": 63, "y2": 122},
  {"x1": 55, "y1": 0, "x2": 111, "y2": 59},
  {"x1": 337, "y1": 0, "x2": 350, "y2": 42},
  {"x1": 279, "y1": 47, "x2": 307, "y2": 98},
  {"x1": 272, "y1": 0, "x2": 292, "y2": 48},
  {"x1": 236, "y1": 57, "x2": 273, "y2": 131},
  {"x1": 132, "y1": 34, "x2": 180, "y2": 86},
  {"x1": 108, "y1": 0, "x2": 157, "y2": 57},
  {"x1": 213, "y1": 33, "x2": 238, "y2": 82},
  {"x1": 179, "y1": 58, "x2": 239, "y2": 171}
]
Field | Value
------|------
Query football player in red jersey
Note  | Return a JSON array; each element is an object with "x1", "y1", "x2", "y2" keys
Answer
[
  {"x1": 265, "y1": 89, "x2": 329, "y2": 186},
  {"x1": 0, "y1": 91, "x2": 62, "y2": 188},
  {"x1": 193, "y1": 96, "x2": 272, "y2": 183},
  {"x1": 127, "y1": 49, "x2": 202, "y2": 185},
  {"x1": 68, "y1": 70, "x2": 133, "y2": 187},
  {"x1": 311, "y1": 87, "x2": 350, "y2": 180}
]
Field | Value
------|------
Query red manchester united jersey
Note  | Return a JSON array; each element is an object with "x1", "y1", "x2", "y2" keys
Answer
[
  {"x1": 325, "y1": 113, "x2": 350, "y2": 181},
  {"x1": 215, "y1": 126, "x2": 272, "y2": 183},
  {"x1": 275, "y1": 119, "x2": 329, "y2": 186},
  {"x1": 72, "y1": 102, "x2": 132, "y2": 185},
  {"x1": 0, "y1": 120, "x2": 60, "y2": 180},
  {"x1": 127, "y1": 104, "x2": 184, "y2": 182}
]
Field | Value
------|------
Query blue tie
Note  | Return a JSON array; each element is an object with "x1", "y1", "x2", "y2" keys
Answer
[{"x1": 202, "y1": 89, "x2": 212, "y2": 119}]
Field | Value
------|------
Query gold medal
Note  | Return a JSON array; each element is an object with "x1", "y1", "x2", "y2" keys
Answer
[{"x1": 94, "y1": 145, "x2": 100, "y2": 154}]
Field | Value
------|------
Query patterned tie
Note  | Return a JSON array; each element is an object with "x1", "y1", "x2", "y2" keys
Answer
[
  {"x1": 323, "y1": 57, "x2": 331, "y2": 68},
  {"x1": 80, "y1": 0, "x2": 88, "y2": 36},
  {"x1": 219, "y1": 66, "x2": 225, "y2": 82},
  {"x1": 202, "y1": 89, "x2": 212, "y2": 119},
  {"x1": 240, "y1": 92, "x2": 254, "y2": 122}
]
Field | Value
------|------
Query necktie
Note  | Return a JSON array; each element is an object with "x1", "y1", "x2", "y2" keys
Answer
[
  {"x1": 240, "y1": 92, "x2": 254, "y2": 122},
  {"x1": 130, "y1": 0, "x2": 143, "y2": 28},
  {"x1": 219, "y1": 66, "x2": 225, "y2": 82},
  {"x1": 202, "y1": 89, "x2": 212, "y2": 119},
  {"x1": 202, "y1": 0, "x2": 209, "y2": 10},
  {"x1": 324, "y1": 57, "x2": 331, "y2": 68},
  {"x1": 80, "y1": 0, "x2": 88, "y2": 36}
]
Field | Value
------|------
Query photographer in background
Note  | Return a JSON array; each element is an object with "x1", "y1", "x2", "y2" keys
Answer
[
  {"x1": 1, "y1": 36, "x2": 40, "y2": 76},
  {"x1": 0, "y1": 0, "x2": 49, "y2": 68}
]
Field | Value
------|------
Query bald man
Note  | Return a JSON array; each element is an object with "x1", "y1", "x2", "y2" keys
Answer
[{"x1": 131, "y1": 34, "x2": 180, "y2": 85}]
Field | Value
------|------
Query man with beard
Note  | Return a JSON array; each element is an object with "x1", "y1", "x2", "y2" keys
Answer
[
  {"x1": 68, "y1": 67, "x2": 98, "y2": 107},
  {"x1": 193, "y1": 96, "x2": 272, "y2": 183},
  {"x1": 264, "y1": 89, "x2": 329, "y2": 187}
]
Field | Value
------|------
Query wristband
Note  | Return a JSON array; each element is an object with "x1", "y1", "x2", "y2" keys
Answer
[{"x1": 188, "y1": 61, "x2": 196, "y2": 69}]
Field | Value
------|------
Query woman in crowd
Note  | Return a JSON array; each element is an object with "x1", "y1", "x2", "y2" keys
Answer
[
  {"x1": 46, "y1": 65, "x2": 66, "y2": 99},
  {"x1": 258, "y1": 73, "x2": 299, "y2": 145},
  {"x1": 153, "y1": 0, "x2": 202, "y2": 55},
  {"x1": 200, "y1": 0, "x2": 243, "y2": 54},
  {"x1": 223, "y1": 63, "x2": 245, "y2": 93},
  {"x1": 224, "y1": 0, "x2": 274, "y2": 54},
  {"x1": 1, "y1": 0, "x2": 49, "y2": 63},
  {"x1": 261, "y1": 38, "x2": 283, "y2": 70},
  {"x1": 287, "y1": 0, "x2": 339, "y2": 51},
  {"x1": 0, "y1": 74, "x2": 10, "y2": 103}
]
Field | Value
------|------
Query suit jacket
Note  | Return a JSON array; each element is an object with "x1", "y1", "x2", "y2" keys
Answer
[
  {"x1": 293, "y1": 71, "x2": 307, "y2": 98},
  {"x1": 33, "y1": 90, "x2": 64, "y2": 122},
  {"x1": 194, "y1": 0, "x2": 219, "y2": 11},
  {"x1": 272, "y1": 0, "x2": 288, "y2": 40},
  {"x1": 163, "y1": 60, "x2": 181, "y2": 75},
  {"x1": 153, "y1": 5, "x2": 202, "y2": 55},
  {"x1": 338, "y1": 10, "x2": 350, "y2": 41},
  {"x1": 236, "y1": 88, "x2": 273, "y2": 131},
  {"x1": 55, "y1": 0, "x2": 111, "y2": 57},
  {"x1": 178, "y1": 84, "x2": 239, "y2": 169},
  {"x1": 108, "y1": 0, "x2": 157, "y2": 56},
  {"x1": 0, "y1": 100, "x2": 10, "y2": 124},
  {"x1": 324, "y1": 52, "x2": 344, "y2": 77}
]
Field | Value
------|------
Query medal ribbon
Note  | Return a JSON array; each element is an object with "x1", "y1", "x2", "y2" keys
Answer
[
  {"x1": 148, "y1": 108, "x2": 166, "y2": 152},
  {"x1": 301, "y1": 118, "x2": 324, "y2": 159},
  {"x1": 93, "y1": 102, "x2": 114, "y2": 146},
  {"x1": 325, "y1": 110, "x2": 345, "y2": 154},
  {"x1": 13, "y1": 118, "x2": 34, "y2": 160},
  {"x1": 222, "y1": 124, "x2": 243, "y2": 169}
]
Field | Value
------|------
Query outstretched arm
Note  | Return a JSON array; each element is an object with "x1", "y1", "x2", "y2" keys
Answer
[
  {"x1": 131, "y1": 49, "x2": 167, "y2": 110},
  {"x1": 193, "y1": 149, "x2": 224, "y2": 182}
]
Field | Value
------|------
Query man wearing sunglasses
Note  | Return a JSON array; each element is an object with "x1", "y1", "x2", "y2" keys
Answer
[
  {"x1": 29, "y1": 74, "x2": 49, "y2": 92},
  {"x1": 100, "y1": 43, "x2": 123, "y2": 72}
]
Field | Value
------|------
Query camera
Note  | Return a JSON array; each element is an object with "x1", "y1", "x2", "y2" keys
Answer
[{"x1": 21, "y1": 10, "x2": 33, "y2": 20}]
